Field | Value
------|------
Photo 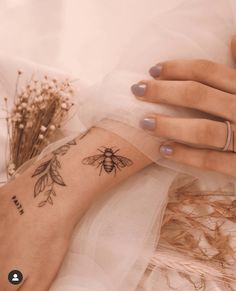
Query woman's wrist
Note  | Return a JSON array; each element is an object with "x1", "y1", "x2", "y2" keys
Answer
[
  {"x1": 2, "y1": 125, "x2": 151, "y2": 229},
  {"x1": 50, "y1": 126, "x2": 151, "y2": 224}
]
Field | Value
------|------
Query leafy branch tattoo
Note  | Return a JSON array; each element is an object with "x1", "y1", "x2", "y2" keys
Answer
[
  {"x1": 82, "y1": 147, "x2": 133, "y2": 176},
  {"x1": 31, "y1": 139, "x2": 77, "y2": 207},
  {"x1": 12, "y1": 195, "x2": 24, "y2": 215},
  {"x1": 31, "y1": 128, "x2": 94, "y2": 207}
]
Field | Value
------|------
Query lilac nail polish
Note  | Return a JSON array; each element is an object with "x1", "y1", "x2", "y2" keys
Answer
[
  {"x1": 140, "y1": 117, "x2": 156, "y2": 131},
  {"x1": 149, "y1": 65, "x2": 162, "y2": 78},
  {"x1": 160, "y1": 144, "x2": 173, "y2": 156},
  {"x1": 131, "y1": 83, "x2": 147, "y2": 97}
]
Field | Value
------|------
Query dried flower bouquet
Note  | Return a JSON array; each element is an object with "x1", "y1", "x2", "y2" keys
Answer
[{"x1": 4, "y1": 70, "x2": 75, "y2": 178}]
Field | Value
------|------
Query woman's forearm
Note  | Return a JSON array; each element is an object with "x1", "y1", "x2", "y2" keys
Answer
[
  {"x1": 57, "y1": 126, "x2": 151, "y2": 222},
  {"x1": 3, "y1": 126, "x2": 151, "y2": 228}
]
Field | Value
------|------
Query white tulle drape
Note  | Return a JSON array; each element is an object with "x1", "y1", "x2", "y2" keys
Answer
[{"x1": 0, "y1": 0, "x2": 236, "y2": 290}]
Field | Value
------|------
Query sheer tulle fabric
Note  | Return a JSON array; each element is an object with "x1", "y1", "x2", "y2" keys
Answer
[{"x1": 0, "y1": 0, "x2": 236, "y2": 290}]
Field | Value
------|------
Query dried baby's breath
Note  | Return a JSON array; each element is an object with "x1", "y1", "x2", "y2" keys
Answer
[{"x1": 4, "y1": 71, "x2": 75, "y2": 178}]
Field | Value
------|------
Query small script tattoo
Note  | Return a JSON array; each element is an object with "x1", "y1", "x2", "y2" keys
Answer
[
  {"x1": 82, "y1": 147, "x2": 133, "y2": 176},
  {"x1": 12, "y1": 195, "x2": 24, "y2": 215},
  {"x1": 31, "y1": 138, "x2": 77, "y2": 207}
]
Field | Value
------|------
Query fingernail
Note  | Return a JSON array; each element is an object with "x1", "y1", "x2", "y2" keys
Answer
[
  {"x1": 140, "y1": 117, "x2": 156, "y2": 131},
  {"x1": 131, "y1": 83, "x2": 147, "y2": 97},
  {"x1": 149, "y1": 65, "x2": 162, "y2": 78},
  {"x1": 159, "y1": 144, "x2": 173, "y2": 156}
]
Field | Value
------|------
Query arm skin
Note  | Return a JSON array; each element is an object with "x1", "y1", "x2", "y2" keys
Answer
[{"x1": 0, "y1": 125, "x2": 151, "y2": 291}]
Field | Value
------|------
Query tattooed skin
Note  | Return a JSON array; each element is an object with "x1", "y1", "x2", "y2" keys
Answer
[
  {"x1": 31, "y1": 128, "x2": 94, "y2": 207},
  {"x1": 82, "y1": 147, "x2": 133, "y2": 176},
  {"x1": 12, "y1": 195, "x2": 24, "y2": 215},
  {"x1": 31, "y1": 139, "x2": 77, "y2": 207}
]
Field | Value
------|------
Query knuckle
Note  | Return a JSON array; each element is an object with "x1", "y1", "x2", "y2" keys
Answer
[
  {"x1": 192, "y1": 59, "x2": 216, "y2": 79},
  {"x1": 195, "y1": 122, "x2": 212, "y2": 144},
  {"x1": 183, "y1": 81, "x2": 207, "y2": 105},
  {"x1": 195, "y1": 121, "x2": 219, "y2": 145}
]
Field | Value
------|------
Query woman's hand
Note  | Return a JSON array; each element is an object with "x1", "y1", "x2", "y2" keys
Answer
[{"x1": 131, "y1": 36, "x2": 236, "y2": 179}]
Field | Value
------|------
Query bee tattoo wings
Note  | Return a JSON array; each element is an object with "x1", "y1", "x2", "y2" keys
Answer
[{"x1": 82, "y1": 147, "x2": 133, "y2": 176}]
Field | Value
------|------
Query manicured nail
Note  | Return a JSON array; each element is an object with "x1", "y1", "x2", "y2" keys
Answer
[
  {"x1": 140, "y1": 117, "x2": 156, "y2": 131},
  {"x1": 159, "y1": 144, "x2": 173, "y2": 156},
  {"x1": 131, "y1": 83, "x2": 147, "y2": 97},
  {"x1": 149, "y1": 65, "x2": 162, "y2": 78}
]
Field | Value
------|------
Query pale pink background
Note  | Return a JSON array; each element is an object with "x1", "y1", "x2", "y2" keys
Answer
[{"x1": 2, "y1": 0, "x2": 235, "y2": 83}]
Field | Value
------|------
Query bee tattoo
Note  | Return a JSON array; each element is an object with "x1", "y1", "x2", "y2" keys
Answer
[{"x1": 82, "y1": 147, "x2": 133, "y2": 176}]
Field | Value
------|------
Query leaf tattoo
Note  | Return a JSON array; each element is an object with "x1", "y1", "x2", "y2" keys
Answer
[
  {"x1": 34, "y1": 173, "x2": 49, "y2": 197},
  {"x1": 31, "y1": 138, "x2": 77, "y2": 207},
  {"x1": 31, "y1": 128, "x2": 93, "y2": 207},
  {"x1": 49, "y1": 159, "x2": 66, "y2": 186},
  {"x1": 32, "y1": 160, "x2": 51, "y2": 176}
]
